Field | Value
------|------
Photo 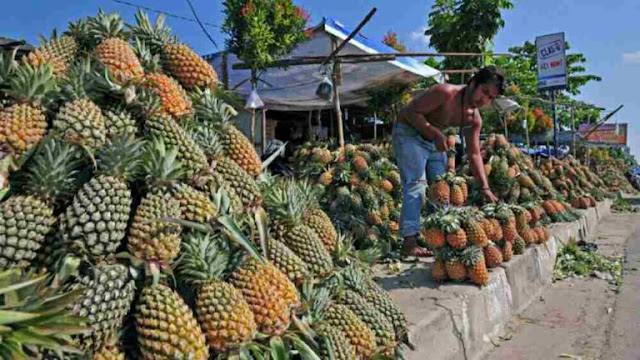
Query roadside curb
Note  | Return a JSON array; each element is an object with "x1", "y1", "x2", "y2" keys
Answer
[{"x1": 380, "y1": 199, "x2": 612, "y2": 360}]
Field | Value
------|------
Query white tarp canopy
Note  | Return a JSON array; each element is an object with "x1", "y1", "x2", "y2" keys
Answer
[{"x1": 205, "y1": 18, "x2": 443, "y2": 111}]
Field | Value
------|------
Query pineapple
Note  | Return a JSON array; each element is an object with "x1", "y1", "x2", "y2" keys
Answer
[
  {"x1": 23, "y1": 32, "x2": 77, "y2": 78},
  {"x1": 176, "y1": 233, "x2": 257, "y2": 353},
  {"x1": 432, "y1": 249, "x2": 448, "y2": 282},
  {"x1": 127, "y1": 139, "x2": 184, "y2": 265},
  {"x1": 266, "y1": 179, "x2": 334, "y2": 277},
  {"x1": 442, "y1": 213, "x2": 467, "y2": 249},
  {"x1": 490, "y1": 218, "x2": 503, "y2": 241},
  {"x1": 53, "y1": 59, "x2": 107, "y2": 148},
  {"x1": 133, "y1": 39, "x2": 193, "y2": 118},
  {"x1": 338, "y1": 290, "x2": 396, "y2": 356},
  {"x1": 445, "y1": 253, "x2": 467, "y2": 281},
  {"x1": 130, "y1": 10, "x2": 219, "y2": 90},
  {"x1": 0, "y1": 139, "x2": 80, "y2": 269},
  {"x1": 513, "y1": 236, "x2": 526, "y2": 255},
  {"x1": 230, "y1": 257, "x2": 292, "y2": 336},
  {"x1": 428, "y1": 174, "x2": 450, "y2": 205},
  {"x1": 173, "y1": 182, "x2": 218, "y2": 223},
  {"x1": 191, "y1": 126, "x2": 262, "y2": 209},
  {"x1": 483, "y1": 242, "x2": 503, "y2": 268},
  {"x1": 190, "y1": 88, "x2": 262, "y2": 177},
  {"x1": 463, "y1": 209, "x2": 489, "y2": 248},
  {"x1": 102, "y1": 105, "x2": 138, "y2": 140},
  {"x1": 0, "y1": 57, "x2": 56, "y2": 156},
  {"x1": 94, "y1": 345, "x2": 125, "y2": 360},
  {"x1": 266, "y1": 238, "x2": 310, "y2": 285},
  {"x1": 366, "y1": 210, "x2": 383, "y2": 226},
  {"x1": 299, "y1": 183, "x2": 338, "y2": 251},
  {"x1": 139, "y1": 91, "x2": 208, "y2": 177},
  {"x1": 324, "y1": 304, "x2": 377, "y2": 358},
  {"x1": 66, "y1": 262, "x2": 136, "y2": 353},
  {"x1": 500, "y1": 240, "x2": 513, "y2": 262},
  {"x1": 311, "y1": 147, "x2": 333, "y2": 164},
  {"x1": 60, "y1": 136, "x2": 143, "y2": 261},
  {"x1": 315, "y1": 324, "x2": 357, "y2": 360},
  {"x1": 388, "y1": 170, "x2": 402, "y2": 187},
  {"x1": 86, "y1": 10, "x2": 144, "y2": 85},
  {"x1": 318, "y1": 169, "x2": 334, "y2": 185},
  {"x1": 480, "y1": 218, "x2": 495, "y2": 241},
  {"x1": 423, "y1": 213, "x2": 445, "y2": 249},
  {"x1": 450, "y1": 184, "x2": 464, "y2": 206},
  {"x1": 136, "y1": 283, "x2": 209, "y2": 359},
  {"x1": 352, "y1": 155, "x2": 369, "y2": 172},
  {"x1": 380, "y1": 179, "x2": 394, "y2": 192},
  {"x1": 463, "y1": 246, "x2": 489, "y2": 286}
]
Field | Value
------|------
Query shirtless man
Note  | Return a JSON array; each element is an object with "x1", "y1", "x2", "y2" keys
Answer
[{"x1": 393, "y1": 66, "x2": 505, "y2": 257}]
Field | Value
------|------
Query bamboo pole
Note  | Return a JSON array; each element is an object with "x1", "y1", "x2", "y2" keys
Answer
[
  {"x1": 331, "y1": 38, "x2": 345, "y2": 148},
  {"x1": 261, "y1": 108, "x2": 267, "y2": 155}
]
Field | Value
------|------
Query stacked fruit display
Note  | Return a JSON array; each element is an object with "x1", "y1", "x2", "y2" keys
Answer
[
  {"x1": 292, "y1": 142, "x2": 404, "y2": 253},
  {"x1": 587, "y1": 148, "x2": 637, "y2": 193},
  {"x1": 0, "y1": 9, "x2": 410, "y2": 359}
]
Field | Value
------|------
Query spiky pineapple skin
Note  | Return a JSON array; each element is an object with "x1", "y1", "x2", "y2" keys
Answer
[
  {"x1": 266, "y1": 238, "x2": 310, "y2": 285},
  {"x1": 432, "y1": 259, "x2": 448, "y2": 282},
  {"x1": 93, "y1": 344, "x2": 125, "y2": 360},
  {"x1": 102, "y1": 106, "x2": 138, "y2": 140},
  {"x1": 96, "y1": 38, "x2": 144, "y2": 84},
  {"x1": 212, "y1": 156, "x2": 262, "y2": 209},
  {"x1": 428, "y1": 180, "x2": 450, "y2": 205},
  {"x1": 196, "y1": 281, "x2": 256, "y2": 352},
  {"x1": 450, "y1": 184, "x2": 464, "y2": 206},
  {"x1": 446, "y1": 229, "x2": 467, "y2": 249},
  {"x1": 146, "y1": 113, "x2": 208, "y2": 176},
  {"x1": 136, "y1": 283, "x2": 209, "y2": 360},
  {"x1": 424, "y1": 227, "x2": 446, "y2": 248},
  {"x1": 219, "y1": 125, "x2": 262, "y2": 178},
  {"x1": 0, "y1": 195, "x2": 54, "y2": 269},
  {"x1": 315, "y1": 324, "x2": 357, "y2": 360},
  {"x1": 0, "y1": 104, "x2": 47, "y2": 156},
  {"x1": 162, "y1": 43, "x2": 218, "y2": 90},
  {"x1": 340, "y1": 290, "x2": 396, "y2": 356},
  {"x1": 466, "y1": 221, "x2": 488, "y2": 247},
  {"x1": 324, "y1": 304, "x2": 377, "y2": 358},
  {"x1": 60, "y1": 175, "x2": 131, "y2": 260},
  {"x1": 128, "y1": 191, "x2": 182, "y2": 264},
  {"x1": 67, "y1": 263, "x2": 136, "y2": 353},
  {"x1": 143, "y1": 73, "x2": 193, "y2": 118},
  {"x1": 445, "y1": 260, "x2": 467, "y2": 281},
  {"x1": 229, "y1": 259, "x2": 291, "y2": 336},
  {"x1": 483, "y1": 244, "x2": 503, "y2": 268},
  {"x1": 23, "y1": 36, "x2": 76, "y2": 77},
  {"x1": 302, "y1": 208, "x2": 338, "y2": 251},
  {"x1": 173, "y1": 183, "x2": 217, "y2": 223},
  {"x1": 273, "y1": 224, "x2": 334, "y2": 277},
  {"x1": 54, "y1": 98, "x2": 106, "y2": 148}
]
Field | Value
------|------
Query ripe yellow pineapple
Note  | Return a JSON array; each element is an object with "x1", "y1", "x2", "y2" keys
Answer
[
  {"x1": 23, "y1": 34, "x2": 77, "y2": 78},
  {"x1": 366, "y1": 210, "x2": 384, "y2": 226},
  {"x1": 136, "y1": 283, "x2": 209, "y2": 360},
  {"x1": 352, "y1": 155, "x2": 369, "y2": 172},
  {"x1": 423, "y1": 216, "x2": 446, "y2": 248},
  {"x1": 432, "y1": 259, "x2": 448, "y2": 282},
  {"x1": 463, "y1": 246, "x2": 489, "y2": 286},
  {"x1": 480, "y1": 218, "x2": 495, "y2": 240},
  {"x1": 380, "y1": 179, "x2": 394, "y2": 192},
  {"x1": 93, "y1": 344, "x2": 125, "y2": 360},
  {"x1": 483, "y1": 242, "x2": 503, "y2": 268},
  {"x1": 130, "y1": 10, "x2": 218, "y2": 90},
  {"x1": 318, "y1": 169, "x2": 334, "y2": 185},
  {"x1": 230, "y1": 257, "x2": 292, "y2": 336},
  {"x1": 445, "y1": 256, "x2": 467, "y2": 281},
  {"x1": 0, "y1": 58, "x2": 57, "y2": 157},
  {"x1": 428, "y1": 174, "x2": 450, "y2": 205},
  {"x1": 442, "y1": 214, "x2": 467, "y2": 249},
  {"x1": 500, "y1": 240, "x2": 513, "y2": 262},
  {"x1": 87, "y1": 11, "x2": 144, "y2": 84},
  {"x1": 324, "y1": 304, "x2": 377, "y2": 358},
  {"x1": 176, "y1": 233, "x2": 257, "y2": 353},
  {"x1": 490, "y1": 218, "x2": 503, "y2": 241},
  {"x1": 463, "y1": 210, "x2": 489, "y2": 247},
  {"x1": 190, "y1": 87, "x2": 262, "y2": 177}
]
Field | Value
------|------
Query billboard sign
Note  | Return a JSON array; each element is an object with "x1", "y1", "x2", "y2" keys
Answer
[
  {"x1": 577, "y1": 123, "x2": 628, "y2": 146},
  {"x1": 536, "y1": 32, "x2": 567, "y2": 90}
]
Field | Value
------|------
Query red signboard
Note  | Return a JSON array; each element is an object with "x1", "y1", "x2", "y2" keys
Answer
[{"x1": 577, "y1": 123, "x2": 627, "y2": 145}]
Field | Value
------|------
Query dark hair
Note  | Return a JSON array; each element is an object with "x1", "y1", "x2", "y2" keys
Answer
[{"x1": 468, "y1": 66, "x2": 506, "y2": 95}]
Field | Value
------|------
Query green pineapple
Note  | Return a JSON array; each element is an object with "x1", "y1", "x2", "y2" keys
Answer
[
  {"x1": 102, "y1": 105, "x2": 138, "y2": 140},
  {"x1": 266, "y1": 238, "x2": 310, "y2": 285},
  {"x1": 0, "y1": 138, "x2": 81, "y2": 269},
  {"x1": 60, "y1": 136, "x2": 143, "y2": 261}
]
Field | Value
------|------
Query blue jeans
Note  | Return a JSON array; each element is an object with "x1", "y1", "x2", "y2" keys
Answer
[{"x1": 392, "y1": 122, "x2": 447, "y2": 237}]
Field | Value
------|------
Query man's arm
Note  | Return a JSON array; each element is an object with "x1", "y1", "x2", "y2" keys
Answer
[
  {"x1": 465, "y1": 111, "x2": 499, "y2": 202},
  {"x1": 405, "y1": 85, "x2": 449, "y2": 150}
]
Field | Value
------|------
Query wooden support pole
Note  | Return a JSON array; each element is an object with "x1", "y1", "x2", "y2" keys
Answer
[
  {"x1": 261, "y1": 108, "x2": 267, "y2": 155},
  {"x1": 222, "y1": 52, "x2": 229, "y2": 90},
  {"x1": 331, "y1": 38, "x2": 345, "y2": 148},
  {"x1": 232, "y1": 54, "x2": 395, "y2": 70},
  {"x1": 307, "y1": 110, "x2": 313, "y2": 140}
]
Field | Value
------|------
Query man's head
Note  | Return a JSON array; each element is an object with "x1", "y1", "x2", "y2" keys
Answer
[{"x1": 467, "y1": 66, "x2": 506, "y2": 108}]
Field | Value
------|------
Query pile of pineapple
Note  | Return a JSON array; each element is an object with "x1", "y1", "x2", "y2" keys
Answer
[
  {"x1": 292, "y1": 142, "x2": 403, "y2": 254},
  {"x1": 539, "y1": 157, "x2": 610, "y2": 209},
  {"x1": 0, "y1": 9, "x2": 410, "y2": 359}
]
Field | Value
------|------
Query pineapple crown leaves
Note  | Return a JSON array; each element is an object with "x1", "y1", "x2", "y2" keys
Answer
[
  {"x1": 18, "y1": 137, "x2": 83, "y2": 204},
  {"x1": 188, "y1": 121, "x2": 226, "y2": 160},
  {"x1": 140, "y1": 136, "x2": 187, "y2": 188},
  {"x1": 128, "y1": 9, "x2": 177, "y2": 52},
  {"x1": 57, "y1": 56, "x2": 101, "y2": 102},
  {"x1": 65, "y1": 18, "x2": 92, "y2": 54},
  {"x1": 86, "y1": 9, "x2": 129, "y2": 45},
  {"x1": 338, "y1": 265, "x2": 369, "y2": 294},
  {"x1": 174, "y1": 232, "x2": 231, "y2": 285},
  {"x1": 131, "y1": 37, "x2": 163, "y2": 74},
  {"x1": 440, "y1": 213, "x2": 462, "y2": 234},
  {"x1": 0, "y1": 48, "x2": 19, "y2": 87},
  {"x1": 5, "y1": 61, "x2": 58, "y2": 107},
  {"x1": 96, "y1": 135, "x2": 145, "y2": 180},
  {"x1": 264, "y1": 178, "x2": 306, "y2": 224},
  {"x1": 461, "y1": 245, "x2": 485, "y2": 267},
  {"x1": 191, "y1": 87, "x2": 239, "y2": 127}
]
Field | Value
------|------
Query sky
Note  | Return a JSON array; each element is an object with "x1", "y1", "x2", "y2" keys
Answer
[{"x1": 3, "y1": 0, "x2": 640, "y2": 157}]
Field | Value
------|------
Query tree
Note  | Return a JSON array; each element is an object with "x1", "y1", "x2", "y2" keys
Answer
[
  {"x1": 425, "y1": 0, "x2": 513, "y2": 83},
  {"x1": 382, "y1": 30, "x2": 407, "y2": 52}
]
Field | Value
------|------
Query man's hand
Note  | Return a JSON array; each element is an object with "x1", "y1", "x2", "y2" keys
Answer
[
  {"x1": 434, "y1": 132, "x2": 449, "y2": 152},
  {"x1": 483, "y1": 188, "x2": 499, "y2": 203}
]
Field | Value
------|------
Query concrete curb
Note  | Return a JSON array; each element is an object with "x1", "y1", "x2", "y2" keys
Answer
[{"x1": 382, "y1": 199, "x2": 613, "y2": 360}]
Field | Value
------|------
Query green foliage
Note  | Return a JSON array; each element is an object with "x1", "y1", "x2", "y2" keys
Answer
[
  {"x1": 554, "y1": 240, "x2": 623, "y2": 287},
  {"x1": 222, "y1": 0, "x2": 309, "y2": 73},
  {"x1": 426, "y1": 0, "x2": 514, "y2": 84}
]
